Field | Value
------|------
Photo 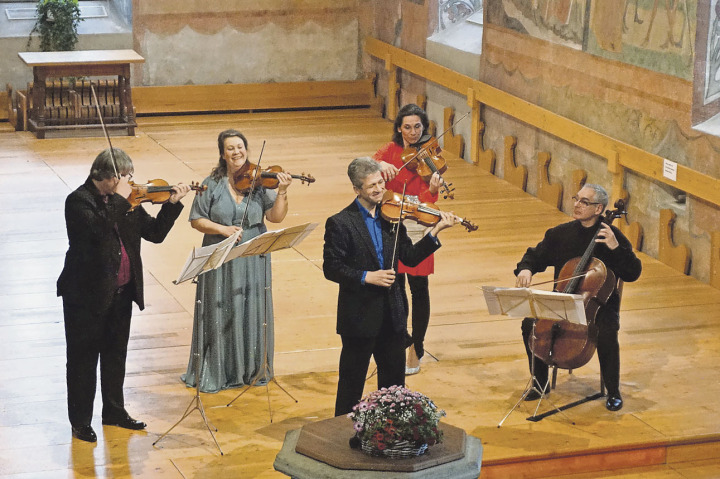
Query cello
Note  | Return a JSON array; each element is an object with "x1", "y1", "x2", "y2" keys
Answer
[{"x1": 529, "y1": 199, "x2": 627, "y2": 370}]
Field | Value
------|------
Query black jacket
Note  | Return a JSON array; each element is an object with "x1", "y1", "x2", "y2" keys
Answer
[
  {"x1": 323, "y1": 200, "x2": 440, "y2": 337},
  {"x1": 57, "y1": 177, "x2": 184, "y2": 312},
  {"x1": 515, "y1": 219, "x2": 642, "y2": 322}
]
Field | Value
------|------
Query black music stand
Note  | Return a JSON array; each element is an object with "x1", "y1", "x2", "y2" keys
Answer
[
  {"x1": 214, "y1": 223, "x2": 317, "y2": 422},
  {"x1": 152, "y1": 230, "x2": 244, "y2": 454},
  {"x1": 482, "y1": 286, "x2": 584, "y2": 426}
]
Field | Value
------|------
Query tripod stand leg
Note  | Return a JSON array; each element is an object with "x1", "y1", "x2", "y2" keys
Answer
[
  {"x1": 153, "y1": 395, "x2": 224, "y2": 455},
  {"x1": 499, "y1": 319, "x2": 576, "y2": 426},
  {"x1": 155, "y1": 295, "x2": 224, "y2": 454},
  {"x1": 498, "y1": 375, "x2": 534, "y2": 427},
  {"x1": 222, "y1": 254, "x2": 297, "y2": 419},
  {"x1": 197, "y1": 397, "x2": 223, "y2": 454},
  {"x1": 424, "y1": 350, "x2": 439, "y2": 362},
  {"x1": 270, "y1": 378, "x2": 298, "y2": 402}
]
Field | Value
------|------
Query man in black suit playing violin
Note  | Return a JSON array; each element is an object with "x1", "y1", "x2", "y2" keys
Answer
[
  {"x1": 514, "y1": 184, "x2": 641, "y2": 411},
  {"x1": 323, "y1": 157, "x2": 457, "y2": 416},
  {"x1": 58, "y1": 148, "x2": 190, "y2": 442}
]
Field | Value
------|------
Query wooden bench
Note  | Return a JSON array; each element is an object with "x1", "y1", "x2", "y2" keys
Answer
[{"x1": 132, "y1": 78, "x2": 379, "y2": 115}]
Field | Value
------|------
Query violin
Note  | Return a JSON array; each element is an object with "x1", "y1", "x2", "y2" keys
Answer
[
  {"x1": 232, "y1": 162, "x2": 315, "y2": 194},
  {"x1": 401, "y1": 135, "x2": 455, "y2": 199},
  {"x1": 380, "y1": 190, "x2": 478, "y2": 232},
  {"x1": 529, "y1": 199, "x2": 627, "y2": 370},
  {"x1": 128, "y1": 179, "x2": 207, "y2": 211}
]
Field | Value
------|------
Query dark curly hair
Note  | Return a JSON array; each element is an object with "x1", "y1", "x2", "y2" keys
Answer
[{"x1": 391, "y1": 104, "x2": 429, "y2": 146}]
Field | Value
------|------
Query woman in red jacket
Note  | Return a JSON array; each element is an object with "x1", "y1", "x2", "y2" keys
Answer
[{"x1": 373, "y1": 103, "x2": 442, "y2": 375}]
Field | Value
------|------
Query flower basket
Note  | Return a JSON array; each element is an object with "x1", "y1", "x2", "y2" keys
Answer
[
  {"x1": 361, "y1": 438, "x2": 429, "y2": 458},
  {"x1": 348, "y1": 385, "x2": 445, "y2": 459}
]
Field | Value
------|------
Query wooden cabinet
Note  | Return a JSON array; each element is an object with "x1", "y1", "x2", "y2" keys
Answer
[{"x1": 18, "y1": 50, "x2": 144, "y2": 138}]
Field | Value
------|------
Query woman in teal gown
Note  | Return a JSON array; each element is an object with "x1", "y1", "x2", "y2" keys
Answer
[{"x1": 182, "y1": 129, "x2": 292, "y2": 393}]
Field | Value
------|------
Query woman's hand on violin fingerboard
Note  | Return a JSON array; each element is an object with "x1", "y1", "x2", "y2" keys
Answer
[
  {"x1": 365, "y1": 269, "x2": 396, "y2": 288},
  {"x1": 276, "y1": 171, "x2": 293, "y2": 192},
  {"x1": 428, "y1": 172, "x2": 441, "y2": 195},
  {"x1": 378, "y1": 161, "x2": 399, "y2": 182},
  {"x1": 169, "y1": 183, "x2": 192, "y2": 204},
  {"x1": 516, "y1": 270, "x2": 532, "y2": 288}
]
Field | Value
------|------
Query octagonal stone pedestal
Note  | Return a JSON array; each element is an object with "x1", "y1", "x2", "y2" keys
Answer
[{"x1": 274, "y1": 415, "x2": 482, "y2": 478}]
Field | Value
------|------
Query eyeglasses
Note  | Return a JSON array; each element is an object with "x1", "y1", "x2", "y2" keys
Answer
[
  {"x1": 572, "y1": 195, "x2": 600, "y2": 207},
  {"x1": 121, "y1": 173, "x2": 133, "y2": 181}
]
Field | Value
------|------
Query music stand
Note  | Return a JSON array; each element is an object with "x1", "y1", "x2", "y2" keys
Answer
[
  {"x1": 152, "y1": 230, "x2": 243, "y2": 454},
  {"x1": 217, "y1": 223, "x2": 318, "y2": 422},
  {"x1": 482, "y1": 286, "x2": 585, "y2": 426}
]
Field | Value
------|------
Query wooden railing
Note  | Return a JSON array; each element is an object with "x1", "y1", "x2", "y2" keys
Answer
[{"x1": 364, "y1": 37, "x2": 720, "y2": 209}]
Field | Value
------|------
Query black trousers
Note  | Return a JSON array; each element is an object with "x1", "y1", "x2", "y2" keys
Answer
[
  {"x1": 63, "y1": 286, "x2": 133, "y2": 427},
  {"x1": 398, "y1": 273, "x2": 430, "y2": 359},
  {"x1": 521, "y1": 315, "x2": 621, "y2": 395},
  {"x1": 335, "y1": 315, "x2": 406, "y2": 416}
]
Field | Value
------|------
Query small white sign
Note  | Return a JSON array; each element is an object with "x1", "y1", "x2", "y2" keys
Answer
[{"x1": 663, "y1": 158, "x2": 677, "y2": 181}]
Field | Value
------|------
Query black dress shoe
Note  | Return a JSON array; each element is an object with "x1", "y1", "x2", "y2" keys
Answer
[
  {"x1": 72, "y1": 425, "x2": 97, "y2": 443},
  {"x1": 606, "y1": 393, "x2": 623, "y2": 411},
  {"x1": 102, "y1": 415, "x2": 146, "y2": 430}
]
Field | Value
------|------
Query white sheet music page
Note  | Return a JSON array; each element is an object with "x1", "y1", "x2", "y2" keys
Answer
[
  {"x1": 223, "y1": 222, "x2": 318, "y2": 263},
  {"x1": 530, "y1": 290, "x2": 586, "y2": 324},
  {"x1": 482, "y1": 286, "x2": 502, "y2": 315},
  {"x1": 482, "y1": 286, "x2": 533, "y2": 317},
  {"x1": 204, "y1": 228, "x2": 243, "y2": 270}
]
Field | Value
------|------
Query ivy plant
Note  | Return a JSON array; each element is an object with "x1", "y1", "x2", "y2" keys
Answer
[{"x1": 27, "y1": 0, "x2": 83, "y2": 51}]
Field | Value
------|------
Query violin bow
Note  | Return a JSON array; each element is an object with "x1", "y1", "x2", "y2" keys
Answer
[
  {"x1": 396, "y1": 111, "x2": 469, "y2": 174},
  {"x1": 238, "y1": 140, "x2": 266, "y2": 231},
  {"x1": 90, "y1": 83, "x2": 120, "y2": 179},
  {"x1": 390, "y1": 182, "x2": 408, "y2": 270},
  {"x1": 528, "y1": 273, "x2": 588, "y2": 288}
]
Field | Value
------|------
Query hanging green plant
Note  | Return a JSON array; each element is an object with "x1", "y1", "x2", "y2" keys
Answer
[{"x1": 27, "y1": 0, "x2": 83, "y2": 52}]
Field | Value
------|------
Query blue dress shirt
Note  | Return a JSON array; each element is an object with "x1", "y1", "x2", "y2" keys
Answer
[{"x1": 355, "y1": 198, "x2": 384, "y2": 284}]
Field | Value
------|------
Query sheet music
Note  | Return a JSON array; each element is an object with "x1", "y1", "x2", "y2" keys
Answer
[
  {"x1": 223, "y1": 223, "x2": 318, "y2": 263},
  {"x1": 204, "y1": 229, "x2": 243, "y2": 270},
  {"x1": 174, "y1": 230, "x2": 242, "y2": 284},
  {"x1": 175, "y1": 223, "x2": 318, "y2": 284},
  {"x1": 482, "y1": 286, "x2": 586, "y2": 324},
  {"x1": 482, "y1": 285, "x2": 502, "y2": 315}
]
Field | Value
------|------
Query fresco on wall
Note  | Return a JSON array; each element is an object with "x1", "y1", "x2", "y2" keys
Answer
[
  {"x1": 486, "y1": 0, "x2": 696, "y2": 79},
  {"x1": 705, "y1": 0, "x2": 720, "y2": 103},
  {"x1": 587, "y1": 0, "x2": 696, "y2": 80},
  {"x1": 437, "y1": 0, "x2": 483, "y2": 32},
  {"x1": 486, "y1": 0, "x2": 589, "y2": 49}
]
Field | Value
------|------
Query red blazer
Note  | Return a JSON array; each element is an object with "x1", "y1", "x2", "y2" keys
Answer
[{"x1": 373, "y1": 142, "x2": 438, "y2": 275}]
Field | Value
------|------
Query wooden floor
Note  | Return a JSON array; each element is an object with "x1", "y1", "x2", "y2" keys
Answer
[{"x1": 1, "y1": 109, "x2": 720, "y2": 478}]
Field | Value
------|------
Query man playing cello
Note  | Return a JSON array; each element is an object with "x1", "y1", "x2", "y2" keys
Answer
[{"x1": 514, "y1": 184, "x2": 641, "y2": 411}]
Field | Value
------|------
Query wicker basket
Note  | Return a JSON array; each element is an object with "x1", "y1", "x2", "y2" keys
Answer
[{"x1": 361, "y1": 439, "x2": 428, "y2": 459}]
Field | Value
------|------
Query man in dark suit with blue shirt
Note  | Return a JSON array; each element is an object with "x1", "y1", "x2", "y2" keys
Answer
[{"x1": 323, "y1": 157, "x2": 458, "y2": 416}]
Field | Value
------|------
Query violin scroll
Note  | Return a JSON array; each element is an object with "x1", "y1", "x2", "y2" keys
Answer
[{"x1": 401, "y1": 137, "x2": 455, "y2": 200}]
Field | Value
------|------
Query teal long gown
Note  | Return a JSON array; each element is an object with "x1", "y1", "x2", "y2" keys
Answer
[{"x1": 182, "y1": 175, "x2": 276, "y2": 393}]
